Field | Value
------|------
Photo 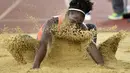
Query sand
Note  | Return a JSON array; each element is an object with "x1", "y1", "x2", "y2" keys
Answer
[{"x1": 0, "y1": 32, "x2": 130, "y2": 73}]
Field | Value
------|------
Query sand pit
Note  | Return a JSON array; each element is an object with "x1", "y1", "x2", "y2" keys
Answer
[
  {"x1": 0, "y1": 32, "x2": 130, "y2": 73},
  {"x1": 0, "y1": 22, "x2": 130, "y2": 73},
  {"x1": 28, "y1": 31, "x2": 130, "y2": 73}
]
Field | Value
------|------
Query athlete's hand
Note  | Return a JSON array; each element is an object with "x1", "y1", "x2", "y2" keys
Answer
[{"x1": 26, "y1": 68, "x2": 43, "y2": 73}]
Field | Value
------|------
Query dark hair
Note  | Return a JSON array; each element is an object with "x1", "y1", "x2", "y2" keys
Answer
[{"x1": 69, "y1": 0, "x2": 93, "y2": 14}]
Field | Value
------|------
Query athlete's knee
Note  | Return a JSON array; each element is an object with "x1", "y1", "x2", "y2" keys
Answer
[
  {"x1": 86, "y1": 23, "x2": 97, "y2": 31},
  {"x1": 86, "y1": 24, "x2": 97, "y2": 43}
]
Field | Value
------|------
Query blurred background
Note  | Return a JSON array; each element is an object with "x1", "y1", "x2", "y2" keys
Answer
[{"x1": 0, "y1": 0, "x2": 130, "y2": 33}]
